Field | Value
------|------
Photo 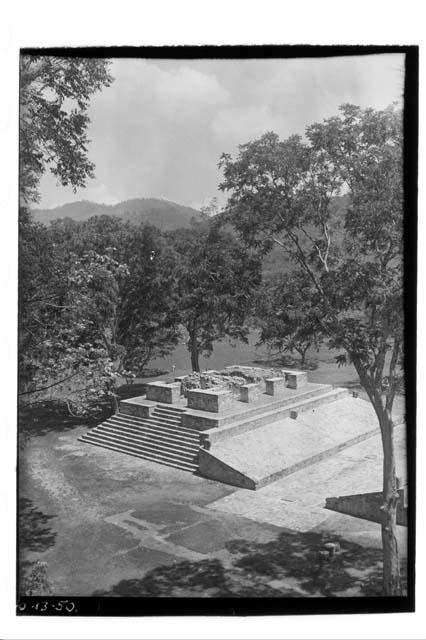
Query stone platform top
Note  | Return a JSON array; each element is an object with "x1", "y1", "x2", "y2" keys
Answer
[
  {"x1": 208, "y1": 396, "x2": 381, "y2": 484},
  {"x1": 122, "y1": 382, "x2": 331, "y2": 421},
  {"x1": 121, "y1": 395, "x2": 188, "y2": 409},
  {"x1": 185, "y1": 382, "x2": 329, "y2": 420}
]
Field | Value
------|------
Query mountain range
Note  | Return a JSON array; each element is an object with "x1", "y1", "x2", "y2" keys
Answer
[{"x1": 32, "y1": 198, "x2": 201, "y2": 231}]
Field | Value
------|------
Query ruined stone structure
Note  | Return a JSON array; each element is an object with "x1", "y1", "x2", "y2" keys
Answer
[{"x1": 79, "y1": 366, "x2": 382, "y2": 489}]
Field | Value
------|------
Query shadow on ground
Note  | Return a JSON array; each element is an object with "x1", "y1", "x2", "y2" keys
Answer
[
  {"x1": 19, "y1": 497, "x2": 57, "y2": 553},
  {"x1": 18, "y1": 403, "x2": 93, "y2": 443},
  {"x1": 116, "y1": 382, "x2": 148, "y2": 401},
  {"x1": 18, "y1": 376, "x2": 170, "y2": 443},
  {"x1": 18, "y1": 497, "x2": 58, "y2": 594},
  {"x1": 93, "y1": 530, "x2": 407, "y2": 597}
]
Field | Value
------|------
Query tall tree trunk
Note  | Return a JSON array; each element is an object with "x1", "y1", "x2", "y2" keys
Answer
[
  {"x1": 299, "y1": 346, "x2": 308, "y2": 368},
  {"x1": 351, "y1": 356, "x2": 402, "y2": 595},
  {"x1": 188, "y1": 323, "x2": 200, "y2": 372},
  {"x1": 379, "y1": 407, "x2": 402, "y2": 595},
  {"x1": 190, "y1": 342, "x2": 200, "y2": 372}
]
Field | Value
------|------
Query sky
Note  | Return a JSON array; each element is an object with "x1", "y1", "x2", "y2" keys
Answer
[{"x1": 38, "y1": 53, "x2": 405, "y2": 210}]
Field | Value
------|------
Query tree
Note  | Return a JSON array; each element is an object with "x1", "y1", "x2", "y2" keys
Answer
[
  {"x1": 49, "y1": 218, "x2": 182, "y2": 373},
  {"x1": 64, "y1": 250, "x2": 130, "y2": 413},
  {"x1": 200, "y1": 196, "x2": 220, "y2": 219},
  {"x1": 20, "y1": 55, "x2": 113, "y2": 204},
  {"x1": 257, "y1": 273, "x2": 322, "y2": 367},
  {"x1": 48, "y1": 215, "x2": 131, "y2": 261},
  {"x1": 18, "y1": 55, "x2": 133, "y2": 415},
  {"x1": 18, "y1": 211, "x2": 70, "y2": 393},
  {"x1": 19, "y1": 218, "x2": 183, "y2": 413},
  {"x1": 170, "y1": 222, "x2": 262, "y2": 372},
  {"x1": 219, "y1": 104, "x2": 404, "y2": 595},
  {"x1": 118, "y1": 224, "x2": 182, "y2": 372},
  {"x1": 19, "y1": 244, "x2": 130, "y2": 415}
]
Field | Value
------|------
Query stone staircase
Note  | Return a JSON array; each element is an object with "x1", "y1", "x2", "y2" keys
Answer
[{"x1": 78, "y1": 404, "x2": 200, "y2": 472}]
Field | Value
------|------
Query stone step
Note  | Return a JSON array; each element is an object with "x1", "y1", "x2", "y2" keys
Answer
[
  {"x1": 155, "y1": 405, "x2": 184, "y2": 414},
  {"x1": 153, "y1": 409, "x2": 182, "y2": 422},
  {"x1": 111, "y1": 413, "x2": 197, "y2": 433},
  {"x1": 143, "y1": 414, "x2": 182, "y2": 428},
  {"x1": 89, "y1": 430, "x2": 199, "y2": 462},
  {"x1": 152, "y1": 413, "x2": 183, "y2": 426},
  {"x1": 208, "y1": 388, "x2": 350, "y2": 443},
  {"x1": 78, "y1": 436, "x2": 198, "y2": 472},
  {"x1": 93, "y1": 423, "x2": 200, "y2": 454},
  {"x1": 119, "y1": 407, "x2": 183, "y2": 428},
  {"x1": 181, "y1": 383, "x2": 334, "y2": 430},
  {"x1": 107, "y1": 420, "x2": 199, "y2": 445},
  {"x1": 107, "y1": 414, "x2": 200, "y2": 441},
  {"x1": 217, "y1": 384, "x2": 335, "y2": 424},
  {"x1": 80, "y1": 431, "x2": 199, "y2": 464},
  {"x1": 157, "y1": 404, "x2": 187, "y2": 413}
]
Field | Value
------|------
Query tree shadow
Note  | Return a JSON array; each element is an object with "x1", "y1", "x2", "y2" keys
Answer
[
  {"x1": 92, "y1": 529, "x2": 407, "y2": 597},
  {"x1": 93, "y1": 558, "x2": 296, "y2": 597},
  {"x1": 224, "y1": 531, "x2": 387, "y2": 597},
  {"x1": 18, "y1": 376, "x2": 170, "y2": 445},
  {"x1": 18, "y1": 402, "x2": 92, "y2": 443},
  {"x1": 116, "y1": 383, "x2": 147, "y2": 401},
  {"x1": 117, "y1": 370, "x2": 170, "y2": 400},
  {"x1": 18, "y1": 497, "x2": 57, "y2": 553}
]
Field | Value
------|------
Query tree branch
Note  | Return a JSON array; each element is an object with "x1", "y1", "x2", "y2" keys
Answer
[{"x1": 18, "y1": 371, "x2": 80, "y2": 396}]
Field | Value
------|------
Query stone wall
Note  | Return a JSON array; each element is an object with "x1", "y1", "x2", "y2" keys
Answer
[
  {"x1": 186, "y1": 388, "x2": 234, "y2": 413},
  {"x1": 198, "y1": 449, "x2": 257, "y2": 489},
  {"x1": 239, "y1": 383, "x2": 260, "y2": 403},
  {"x1": 325, "y1": 490, "x2": 408, "y2": 526},
  {"x1": 265, "y1": 377, "x2": 286, "y2": 396},
  {"x1": 120, "y1": 398, "x2": 153, "y2": 418},
  {"x1": 145, "y1": 381, "x2": 181, "y2": 404}
]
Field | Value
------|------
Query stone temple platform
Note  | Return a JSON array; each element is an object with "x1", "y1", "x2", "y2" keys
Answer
[{"x1": 79, "y1": 367, "x2": 383, "y2": 490}]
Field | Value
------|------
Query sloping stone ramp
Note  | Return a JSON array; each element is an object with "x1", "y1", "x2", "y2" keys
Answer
[{"x1": 199, "y1": 396, "x2": 381, "y2": 489}]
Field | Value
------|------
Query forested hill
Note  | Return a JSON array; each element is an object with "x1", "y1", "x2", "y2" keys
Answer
[
  {"x1": 32, "y1": 194, "x2": 350, "y2": 278},
  {"x1": 32, "y1": 198, "x2": 201, "y2": 230}
]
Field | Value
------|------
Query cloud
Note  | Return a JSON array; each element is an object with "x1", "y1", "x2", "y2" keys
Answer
[
  {"x1": 38, "y1": 55, "x2": 405, "y2": 210},
  {"x1": 38, "y1": 175, "x2": 120, "y2": 208},
  {"x1": 80, "y1": 181, "x2": 120, "y2": 205},
  {"x1": 211, "y1": 104, "x2": 284, "y2": 144},
  {"x1": 109, "y1": 59, "x2": 230, "y2": 119}
]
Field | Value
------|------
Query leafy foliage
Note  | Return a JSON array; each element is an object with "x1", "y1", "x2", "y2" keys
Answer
[
  {"x1": 256, "y1": 272, "x2": 323, "y2": 366},
  {"x1": 169, "y1": 221, "x2": 262, "y2": 371},
  {"x1": 20, "y1": 55, "x2": 113, "y2": 203},
  {"x1": 119, "y1": 224, "x2": 181, "y2": 372},
  {"x1": 19, "y1": 237, "x2": 129, "y2": 415},
  {"x1": 23, "y1": 560, "x2": 53, "y2": 597},
  {"x1": 19, "y1": 216, "x2": 181, "y2": 414}
]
